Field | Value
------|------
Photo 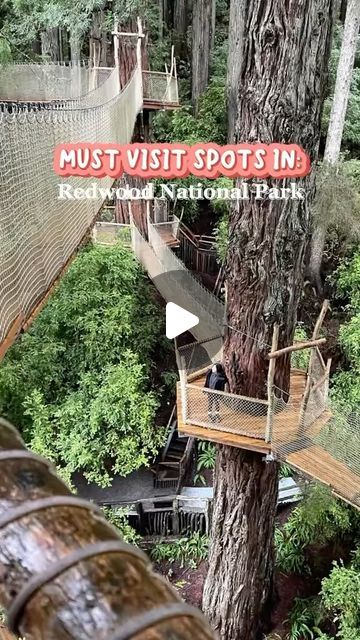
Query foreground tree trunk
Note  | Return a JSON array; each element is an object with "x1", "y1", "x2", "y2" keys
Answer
[
  {"x1": 309, "y1": 0, "x2": 360, "y2": 292},
  {"x1": 203, "y1": 1, "x2": 335, "y2": 639},
  {"x1": 0, "y1": 421, "x2": 214, "y2": 640},
  {"x1": 191, "y1": 0, "x2": 212, "y2": 107}
]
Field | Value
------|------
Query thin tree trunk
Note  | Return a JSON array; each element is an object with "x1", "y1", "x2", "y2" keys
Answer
[
  {"x1": 227, "y1": 0, "x2": 246, "y2": 141},
  {"x1": 340, "y1": 0, "x2": 347, "y2": 22},
  {"x1": 191, "y1": 0, "x2": 212, "y2": 107},
  {"x1": 210, "y1": 0, "x2": 216, "y2": 51},
  {"x1": 174, "y1": 0, "x2": 188, "y2": 56},
  {"x1": 203, "y1": 1, "x2": 335, "y2": 639},
  {"x1": 309, "y1": 0, "x2": 360, "y2": 292},
  {"x1": 41, "y1": 27, "x2": 60, "y2": 61}
]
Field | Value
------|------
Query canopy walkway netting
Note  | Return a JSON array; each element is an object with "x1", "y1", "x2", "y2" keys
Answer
[
  {"x1": 0, "y1": 65, "x2": 143, "y2": 344},
  {"x1": 0, "y1": 62, "x2": 114, "y2": 102}
]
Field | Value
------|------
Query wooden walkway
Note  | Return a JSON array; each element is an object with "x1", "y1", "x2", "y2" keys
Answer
[{"x1": 156, "y1": 225, "x2": 180, "y2": 248}]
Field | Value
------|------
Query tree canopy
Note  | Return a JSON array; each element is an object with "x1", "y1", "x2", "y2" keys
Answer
[{"x1": 0, "y1": 243, "x2": 169, "y2": 486}]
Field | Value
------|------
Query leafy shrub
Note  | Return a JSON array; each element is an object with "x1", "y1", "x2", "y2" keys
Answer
[
  {"x1": 291, "y1": 326, "x2": 311, "y2": 371},
  {"x1": 0, "y1": 244, "x2": 169, "y2": 485},
  {"x1": 194, "y1": 441, "x2": 216, "y2": 485},
  {"x1": 151, "y1": 532, "x2": 209, "y2": 568},
  {"x1": 279, "y1": 463, "x2": 293, "y2": 479},
  {"x1": 321, "y1": 560, "x2": 360, "y2": 640},
  {"x1": 286, "y1": 597, "x2": 325, "y2": 640},
  {"x1": 275, "y1": 484, "x2": 354, "y2": 574},
  {"x1": 102, "y1": 506, "x2": 141, "y2": 546}
]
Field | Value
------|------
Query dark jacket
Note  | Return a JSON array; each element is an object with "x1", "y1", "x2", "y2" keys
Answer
[{"x1": 204, "y1": 369, "x2": 228, "y2": 392}]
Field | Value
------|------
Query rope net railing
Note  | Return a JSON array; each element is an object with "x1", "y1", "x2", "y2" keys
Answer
[
  {"x1": 147, "y1": 219, "x2": 224, "y2": 329},
  {"x1": 0, "y1": 65, "x2": 143, "y2": 344},
  {"x1": 0, "y1": 62, "x2": 112, "y2": 102},
  {"x1": 93, "y1": 222, "x2": 132, "y2": 246},
  {"x1": 142, "y1": 71, "x2": 179, "y2": 103},
  {"x1": 132, "y1": 223, "x2": 222, "y2": 343}
]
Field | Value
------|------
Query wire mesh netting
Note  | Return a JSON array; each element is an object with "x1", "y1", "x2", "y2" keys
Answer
[
  {"x1": 0, "y1": 62, "x2": 112, "y2": 102},
  {"x1": 147, "y1": 220, "x2": 225, "y2": 328},
  {"x1": 185, "y1": 384, "x2": 268, "y2": 439},
  {"x1": 0, "y1": 65, "x2": 143, "y2": 343},
  {"x1": 142, "y1": 72, "x2": 179, "y2": 103},
  {"x1": 93, "y1": 222, "x2": 132, "y2": 246},
  {"x1": 177, "y1": 336, "x2": 223, "y2": 376}
]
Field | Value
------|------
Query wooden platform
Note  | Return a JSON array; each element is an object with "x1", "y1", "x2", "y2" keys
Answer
[
  {"x1": 178, "y1": 370, "x2": 331, "y2": 445},
  {"x1": 177, "y1": 368, "x2": 360, "y2": 508},
  {"x1": 143, "y1": 99, "x2": 180, "y2": 111}
]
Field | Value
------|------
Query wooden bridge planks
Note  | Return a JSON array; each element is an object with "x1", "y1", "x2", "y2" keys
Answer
[{"x1": 286, "y1": 445, "x2": 360, "y2": 508}]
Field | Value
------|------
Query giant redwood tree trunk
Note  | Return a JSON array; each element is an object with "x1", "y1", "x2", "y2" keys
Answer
[
  {"x1": 203, "y1": 2, "x2": 335, "y2": 639},
  {"x1": 191, "y1": 0, "x2": 212, "y2": 107}
]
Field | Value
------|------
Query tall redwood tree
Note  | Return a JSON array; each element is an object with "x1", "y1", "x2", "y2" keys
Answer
[{"x1": 203, "y1": 1, "x2": 335, "y2": 639}]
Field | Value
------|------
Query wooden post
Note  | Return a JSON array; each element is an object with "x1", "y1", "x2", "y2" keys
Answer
[
  {"x1": 265, "y1": 324, "x2": 279, "y2": 443},
  {"x1": 298, "y1": 300, "x2": 330, "y2": 431},
  {"x1": 113, "y1": 18, "x2": 121, "y2": 93},
  {"x1": 324, "y1": 358, "x2": 332, "y2": 403},
  {"x1": 180, "y1": 354, "x2": 188, "y2": 423},
  {"x1": 137, "y1": 16, "x2": 143, "y2": 93},
  {"x1": 173, "y1": 498, "x2": 180, "y2": 535},
  {"x1": 136, "y1": 500, "x2": 145, "y2": 535}
]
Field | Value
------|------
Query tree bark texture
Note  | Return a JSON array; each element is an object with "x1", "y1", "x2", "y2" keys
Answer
[
  {"x1": 174, "y1": 0, "x2": 188, "y2": 57},
  {"x1": 0, "y1": 421, "x2": 214, "y2": 640},
  {"x1": 204, "y1": 447, "x2": 279, "y2": 640},
  {"x1": 309, "y1": 0, "x2": 360, "y2": 291},
  {"x1": 227, "y1": 0, "x2": 246, "y2": 141},
  {"x1": 191, "y1": 0, "x2": 212, "y2": 107},
  {"x1": 41, "y1": 28, "x2": 61, "y2": 61},
  {"x1": 224, "y1": 0, "x2": 335, "y2": 399},
  {"x1": 90, "y1": 10, "x2": 109, "y2": 70},
  {"x1": 203, "y1": 2, "x2": 335, "y2": 640},
  {"x1": 324, "y1": 0, "x2": 360, "y2": 164}
]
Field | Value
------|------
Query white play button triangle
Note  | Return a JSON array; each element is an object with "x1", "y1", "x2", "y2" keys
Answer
[{"x1": 166, "y1": 302, "x2": 199, "y2": 339}]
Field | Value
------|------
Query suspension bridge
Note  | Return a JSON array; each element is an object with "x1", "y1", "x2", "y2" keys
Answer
[{"x1": 0, "y1": 57, "x2": 359, "y2": 510}]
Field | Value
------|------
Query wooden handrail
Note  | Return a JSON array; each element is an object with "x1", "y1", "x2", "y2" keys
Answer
[{"x1": 267, "y1": 338, "x2": 326, "y2": 360}]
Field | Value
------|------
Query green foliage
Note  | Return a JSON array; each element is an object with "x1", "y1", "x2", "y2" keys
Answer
[
  {"x1": 275, "y1": 484, "x2": 354, "y2": 575},
  {"x1": 213, "y1": 212, "x2": 229, "y2": 264},
  {"x1": 194, "y1": 441, "x2": 216, "y2": 485},
  {"x1": 321, "y1": 559, "x2": 360, "y2": 640},
  {"x1": 154, "y1": 80, "x2": 226, "y2": 145},
  {"x1": 102, "y1": 506, "x2": 141, "y2": 545},
  {"x1": 291, "y1": 326, "x2": 311, "y2": 370},
  {"x1": 332, "y1": 251, "x2": 360, "y2": 413},
  {"x1": 150, "y1": 532, "x2": 209, "y2": 568},
  {"x1": 286, "y1": 597, "x2": 325, "y2": 640},
  {"x1": 0, "y1": 243, "x2": 169, "y2": 486},
  {"x1": 279, "y1": 463, "x2": 293, "y2": 479},
  {"x1": 0, "y1": 35, "x2": 12, "y2": 62},
  {"x1": 312, "y1": 160, "x2": 360, "y2": 239}
]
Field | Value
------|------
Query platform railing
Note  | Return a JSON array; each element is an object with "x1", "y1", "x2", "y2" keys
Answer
[{"x1": 142, "y1": 71, "x2": 179, "y2": 104}]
